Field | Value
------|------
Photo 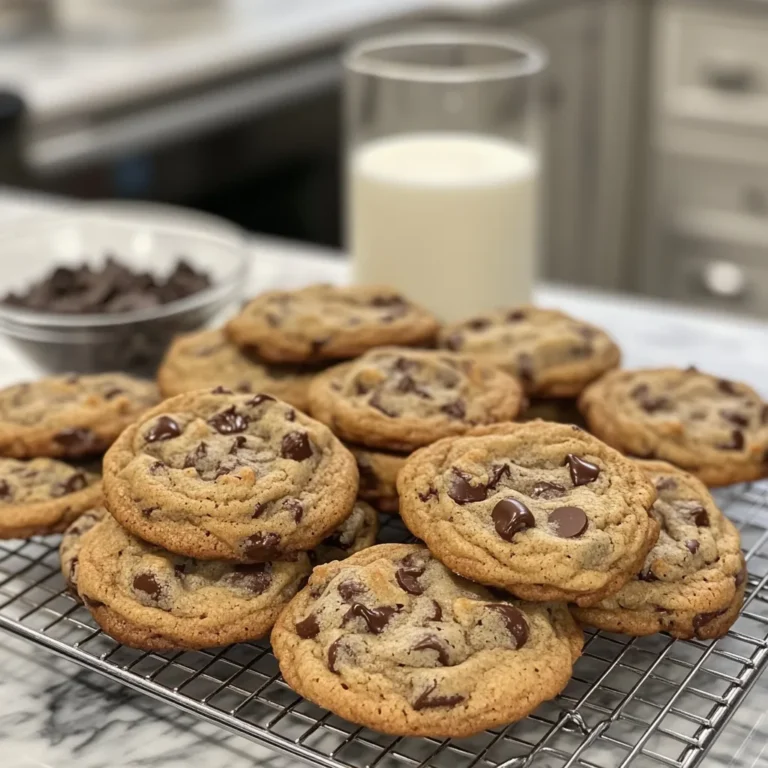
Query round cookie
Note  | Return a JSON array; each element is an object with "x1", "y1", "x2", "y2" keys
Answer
[
  {"x1": 314, "y1": 500, "x2": 379, "y2": 564},
  {"x1": 60, "y1": 505, "x2": 108, "y2": 594},
  {"x1": 309, "y1": 347, "x2": 524, "y2": 452},
  {"x1": 157, "y1": 328, "x2": 320, "y2": 411},
  {"x1": 438, "y1": 307, "x2": 620, "y2": 397},
  {"x1": 76, "y1": 514, "x2": 311, "y2": 650},
  {"x1": 0, "y1": 457, "x2": 101, "y2": 539},
  {"x1": 397, "y1": 421, "x2": 659, "y2": 606},
  {"x1": 226, "y1": 284, "x2": 440, "y2": 363},
  {"x1": 573, "y1": 461, "x2": 745, "y2": 640},
  {"x1": 103, "y1": 389, "x2": 359, "y2": 562},
  {"x1": 0, "y1": 374, "x2": 160, "y2": 459},
  {"x1": 579, "y1": 368, "x2": 768, "y2": 487},
  {"x1": 271, "y1": 543, "x2": 582, "y2": 738},
  {"x1": 348, "y1": 444, "x2": 407, "y2": 513}
]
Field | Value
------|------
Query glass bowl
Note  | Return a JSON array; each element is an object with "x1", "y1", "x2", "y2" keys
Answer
[{"x1": 0, "y1": 205, "x2": 250, "y2": 377}]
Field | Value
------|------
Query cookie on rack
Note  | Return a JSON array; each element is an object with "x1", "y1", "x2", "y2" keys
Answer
[
  {"x1": 397, "y1": 421, "x2": 659, "y2": 606},
  {"x1": 0, "y1": 373, "x2": 160, "y2": 459},
  {"x1": 75, "y1": 513, "x2": 311, "y2": 650},
  {"x1": 157, "y1": 328, "x2": 320, "y2": 412},
  {"x1": 226, "y1": 284, "x2": 440, "y2": 363},
  {"x1": 314, "y1": 500, "x2": 379, "y2": 564},
  {"x1": 271, "y1": 543, "x2": 582, "y2": 738},
  {"x1": 104, "y1": 389, "x2": 358, "y2": 562},
  {"x1": 309, "y1": 347, "x2": 524, "y2": 452},
  {"x1": 60, "y1": 505, "x2": 107, "y2": 593},
  {"x1": 0, "y1": 457, "x2": 101, "y2": 539},
  {"x1": 438, "y1": 306, "x2": 620, "y2": 397},
  {"x1": 579, "y1": 368, "x2": 768, "y2": 486},
  {"x1": 572, "y1": 461, "x2": 745, "y2": 640},
  {"x1": 348, "y1": 444, "x2": 407, "y2": 513}
]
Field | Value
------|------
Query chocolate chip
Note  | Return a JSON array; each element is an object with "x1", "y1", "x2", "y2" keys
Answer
[
  {"x1": 492, "y1": 498, "x2": 535, "y2": 541},
  {"x1": 412, "y1": 635, "x2": 449, "y2": 665},
  {"x1": 395, "y1": 375, "x2": 431, "y2": 399},
  {"x1": 655, "y1": 477, "x2": 677, "y2": 491},
  {"x1": 54, "y1": 427, "x2": 99, "y2": 452},
  {"x1": 242, "y1": 532, "x2": 282, "y2": 561},
  {"x1": 549, "y1": 506, "x2": 588, "y2": 538},
  {"x1": 565, "y1": 454, "x2": 600, "y2": 486},
  {"x1": 283, "y1": 498, "x2": 303, "y2": 523},
  {"x1": 721, "y1": 410, "x2": 750, "y2": 427},
  {"x1": 396, "y1": 555, "x2": 426, "y2": 595},
  {"x1": 229, "y1": 435, "x2": 247, "y2": 454},
  {"x1": 488, "y1": 604, "x2": 528, "y2": 648},
  {"x1": 369, "y1": 391, "x2": 398, "y2": 417},
  {"x1": 232, "y1": 563, "x2": 272, "y2": 594},
  {"x1": 294, "y1": 612, "x2": 320, "y2": 639},
  {"x1": 486, "y1": 464, "x2": 511, "y2": 492},
  {"x1": 211, "y1": 386, "x2": 232, "y2": 394},
  {"x1": 285, "y1": 409, "x2": 296, "y2": 422},
  {"x1": 252, "y1": 502, "x2": 268, "y2": 519},
  {"x1": 343, "y1": 603, "x2": 398, "y2": 634},
  {"x1": 693, "y1": 608, "x2": 728, "y2": 637},
  {"x1": 338, "y1": 581, "x2": 365, "y2": 602},
  {"x1": 183, "y1": 441, "x2": 208, "y2": 469},
  {"x1": 506, "y1": 310, "x2": 525, "y2": 322},
  {"x1": 427, "y1": 600, "x2": 443, "y2": 622},
  {"x1": 371, "y1": 294, "x2": 406, "y2": 308},
  {"x1": 247, "y1": 393, "x2": 275, "y2": 407},
  {"x1": 0, "y1": 480, "x2": 11, "y2": 500},
  {"x1": 328, "y1": 638, "x2": 344, "y2": 673},
  {"x1": 718, "y1": 379, "x2": 738, "y2": 395},
  {"x1": 639, "y1": 569, "x2": 658, "y2": 582},
  {"x1": 447, "y1": 469, "x2": 487, "y2": 505},
  {"x1": 208, "y1": 406, "x2": 248, "y2": 435},
  {"x1": 640, "y1": 396, "x2": 670, "y2": 413},
  {"x1": 631, "y1": 383, "x2": 649, "y2": 399},
  {"x1": 149, "y1": 461, "x2": 165, "y2": 474},
  {"x1": 517, "y1": 353, "x2": 534, "y2": 385},
  {"x1": 530, "y1": 481, "x2": 565, "y2": 500},
  {"x1": 736, "y1": 565, "x2": 748, "y2": 587},
  {"x1": 51, "y1": 472, "x2": 87, "y2": 497},
  {"x1": 440, "y1": 400, "x2": 466, "y2": 420},
  {"x1": 467, "y1": 318, "x2": 491, "y2": 331},
  {"x1": 718, "y1": 429, "x2": 745, "y2": 451},
  {"x1": 685, "y1": 539, "x2": 700, "y2": 554},
  {"x1": 133, "y1": 572, "x2": 162, "y2": 600},
  {"x1": 145, "y1": 417, "x2": 181, "y2": 443},
  {"x1": 418, "y1": 487, "x2": 438, "y2": 502},
  {"x1": 443, "y1": 333, "x2": 463, "y2": 351},
  {"x1": 281, "y1": 431, "x2": 312, "y2": 461},
  {"x1": 412, "y1": 682, "x2": 465, "y2": 711},
  {"x1": 691, "y1": 506, "x2": 709, "y2": 527}
]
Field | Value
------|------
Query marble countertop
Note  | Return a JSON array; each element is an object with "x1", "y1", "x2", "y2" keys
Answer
[{"x1": 1, "y1": 201, "x2": 768, "y2": 766}]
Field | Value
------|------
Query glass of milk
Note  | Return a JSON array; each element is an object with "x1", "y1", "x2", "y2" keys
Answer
[{"x1": 345, "y1": 29, "x2": 547, "y2": 322}]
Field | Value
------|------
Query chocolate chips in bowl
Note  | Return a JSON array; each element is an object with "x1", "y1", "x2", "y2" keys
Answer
[{"x1": 0, "y1": 208, "x2": 249, "y2": 376}]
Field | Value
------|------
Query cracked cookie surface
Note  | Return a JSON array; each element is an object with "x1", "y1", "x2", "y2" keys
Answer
[
  {"x1": 397, "y1": 422, "x2": 659, "y2": 606},
  {"x1": 271, "y1": 543, "x2": 582, "y2": 737},
  {"x1": 104, "y1": 390, "x2": 358, "y2": 562}
]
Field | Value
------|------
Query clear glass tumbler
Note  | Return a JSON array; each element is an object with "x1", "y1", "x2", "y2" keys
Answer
[{"x1": 345, "y1": 29, "x2": 547, "y2": 322}]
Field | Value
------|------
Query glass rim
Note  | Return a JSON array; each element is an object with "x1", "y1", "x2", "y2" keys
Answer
[{"x1": 344, "y1": 28, "x2": 547, "y2": 84}]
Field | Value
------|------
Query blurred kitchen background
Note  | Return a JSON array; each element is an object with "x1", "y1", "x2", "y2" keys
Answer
[{"x1": 1, "y1": 0, "x2": 767, "y2": 319}]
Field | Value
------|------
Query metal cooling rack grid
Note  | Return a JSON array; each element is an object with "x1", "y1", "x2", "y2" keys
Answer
[{"x1": 1, "y1": 482, "x2": 768, "y2": 768}]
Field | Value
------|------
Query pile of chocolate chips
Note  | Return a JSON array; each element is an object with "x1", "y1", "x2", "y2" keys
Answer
[{"x1": 2, "y1": 257, "x2": 212, "y2": 314}]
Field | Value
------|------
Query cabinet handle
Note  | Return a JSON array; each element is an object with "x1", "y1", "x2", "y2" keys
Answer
[{"x1": 700, "y1": 261, "x2": 747, "y2": 299}]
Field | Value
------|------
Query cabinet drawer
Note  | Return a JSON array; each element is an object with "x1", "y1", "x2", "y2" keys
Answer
[{"x1": 659, "y1": 5, "x2": 768, "y2": 130}]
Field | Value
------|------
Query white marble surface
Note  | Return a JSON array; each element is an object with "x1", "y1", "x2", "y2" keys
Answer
[{"x1": 0, "y1": 201, "x2": 768, "y2": 766}]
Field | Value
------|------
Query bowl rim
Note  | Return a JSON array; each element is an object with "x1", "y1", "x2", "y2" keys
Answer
[{"x1": 0, "y1": 203, "x2": 251, "y2": 329}]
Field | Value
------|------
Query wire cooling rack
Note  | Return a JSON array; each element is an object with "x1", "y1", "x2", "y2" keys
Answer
[{"x1": 1, "y1": 484, "x2": 768, "y2": 768}]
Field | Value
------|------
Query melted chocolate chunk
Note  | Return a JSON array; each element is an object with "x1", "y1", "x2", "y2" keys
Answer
[
  {"x1": 718, "y1": 429, "x2": 745, "y2": 451},
  {"x1": 247, "y1": 393, "x2": 275, "y2": 407},
  {"x1": 447, "y1": 469, "x2": 487, "y2": 505},
  {"x1": 685, "y1": 539, "x2": 700, "y2": 554},
  {"x1": 252, "y1": 502, "x2": 268, "y2": 519},
  {"x1": 486, "y1": 464, "x2": 510, "y2": 492},
  {"x1": 418, "y1": 487, "x2": 438, "y2": 503},
  {"x1": 211, "y1": 386, "x2": 232, "y2": 394},
  {"x1": 549, "y1": 506, "x2": 588, "y2": 538},
  {"x1": 413, "y1": 635, "x2": 450, "y2": 665},
  {"x1": 229, "y1": 435, "x2": 247, "y2": 454},
  {"x1": 565, "y1": 454, "x2": 600, "y2": 486},
  {"x1": 693, "y1": 608, "x2": 728, "y2": 636},
  {"x1": 343, "y1": 603, "x2": 398, "y2": 634},
  {"x1": 427, "y1": 600, "x2": 443, "y2": 622},
  {"x1": 413, "y1": 682, "x2": 465, "y2": 711},
  {"x1": 396, "y1": 375, "x2": 431, "y2": 399},
  {"x1": 133, "y1": 572, "x2": 162, "y2": 600},
  {"x1": 54, "y1": 427, "x2": 99, "y2": 452},
  {"x1": 396, "y1": 555, "x2": 426, "y2": 595},
  {"x1": 183, "y1": 441, "x2": 208, "y2": 469},
  {"x1": 338, "y1": 581, "x2": 365, "y2": 602},
  {"x1": 488, "y1": 604, "x2": 529, "y2": 648},
  {"x1": 283, "y1": 498, "x2": 304, "y2": 523},
  {"x1": 369, "y1": 391, "x2": 398, "y2": 417},
  {"x1": 145, "y1": 417, "x2": 181, "y2": 443},
  {"x1": 640, "y1": 396, "x2": 670, "y2": 414},
  {"x1": 691, "y1": 506, "x2": 709, "y2": 527},
  {"x1": 440, "y1": 400, "x2": 466, "y2": 420},
  {"x1": 516, "y1": 353, "x2": 534, "y2": 385},
  {"x1": 281, "y1": 431, "x2": 313, "y2": 461},
  {"x1": 721, "y1": 410, "x2": 750, "y2": 427},
  {"x1": 51, "y1": 471, "x2": 87, "y2": 497},
  {"x1": 531, "y1": 481, "x2": 566, "y2": 500},
  {"x1": 328, "y1": 638, "x2": 344, "y2": 673},
  {"x1": 0, "y1": 480, "x2": 11, "y2": 500},
  {"x1": 232, "y1": 563, "x2": 272, "y2": 594},
  {"x1": 655, "y1": 477, "x2": 677, "y2": 492},
  {"x1": 295, "y1": 613, "x2": 320, "y2": 639},
  {"x1": 242, "y1": 532, "x2": 282, "y2": 561},
  {"x1": 208, "y1": 406, "x2": 248, "y2": 435},
  {"x1": 492, "y1": 498, "x2": 536, "y2": 541},
  {"x1": 718, "y1": 379, "x2": 738, "y2": 396}
]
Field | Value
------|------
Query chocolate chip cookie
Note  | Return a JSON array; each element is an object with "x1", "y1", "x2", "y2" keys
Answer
[
  {"x1": 314, "y1": 500, "x2": 378, "y2": 564},
  {"x1": 397, "y1": 422, "x2": 659, "y2": 606},
  {"x1": 0, "y1": 457, "x2": 101, "y2": 539},
  {"x1": 348, "y1": 444, "x2": 407, "y2": 513},
  {"x1": 76, "y1": 514, "x2": 311, "y2": 650},
  {"x1": 0, "y1": 374, "x2": 160, "y2": 459},
  {"x1": 60, "y1": 505, "x2": 107, "y2": 594},
  {"x1": 157, "y1": 328, "x2": 320, "y2": 412},
  {"x1": 226, "y1": 284, "x2": 440, "y2": 363},
  {"x1": 438, "y1": 307, "x2": 620, "y2": 397},
  {"x1": 104, "y1": 390, "x2": 359, "y2": 562},
  {"x1": 579, "y1": 368, "x2": 768, "y2": 486},
  {"x1": 271, "y1": 543, "x2": 582, "y2": 737},
  {"x1": 309, "y1": 348, "x2": 524, "y2": 452},
  {"x1": 573, "y1": 461, "x2": 745, "y2": 639}
]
